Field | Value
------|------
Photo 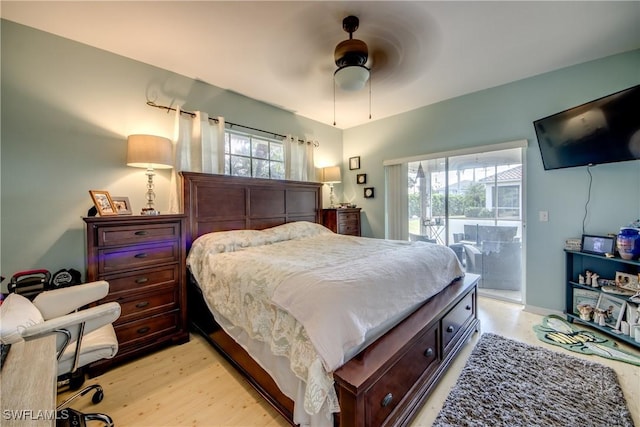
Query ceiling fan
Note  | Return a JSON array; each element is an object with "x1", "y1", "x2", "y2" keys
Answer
[{"x1": 334, "y1": 15, "x2": 370, "y2": 92}]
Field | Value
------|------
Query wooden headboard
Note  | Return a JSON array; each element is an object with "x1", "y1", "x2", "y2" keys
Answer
[{"x1": 180, "y1": 172, "x2": 322, "y2": 250}]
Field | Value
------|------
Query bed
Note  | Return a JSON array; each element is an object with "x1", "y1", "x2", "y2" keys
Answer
[{"x1": 181, "y1": 172, "x2": 480, "y2": 427}]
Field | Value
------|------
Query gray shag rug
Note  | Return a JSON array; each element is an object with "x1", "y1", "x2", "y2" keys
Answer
[{"x1": 432, "y1": 333, "x2": 634, "y2": 427}]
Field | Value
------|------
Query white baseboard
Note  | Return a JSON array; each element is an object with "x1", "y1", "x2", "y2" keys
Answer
[{"x1": 523, "y1": 304, "x2": 563, "y2": 317}]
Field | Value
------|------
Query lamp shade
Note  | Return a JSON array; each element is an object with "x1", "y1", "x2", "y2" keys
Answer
[
  {"x1": 322, "y1": 166, "x2": 341, "y2": 184},
  {"x1": 334, "y1": 65, "x2": 370, "y2": 92},
  {"x1": 126, "y1": 134, "x2": 173, "y2": 169}
]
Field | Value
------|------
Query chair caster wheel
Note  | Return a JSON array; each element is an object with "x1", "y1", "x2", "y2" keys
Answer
[{"x1": 92, "y1": 389, "x2": 104, "y2": 404}]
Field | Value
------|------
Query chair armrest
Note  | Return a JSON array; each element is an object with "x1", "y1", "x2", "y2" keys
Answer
[
  {"x1": 20, "y1": 302, "x2": 120, "y2": 342},
  {"x1": 32, "y1": 281, "x2": 110, "y2": 320}
]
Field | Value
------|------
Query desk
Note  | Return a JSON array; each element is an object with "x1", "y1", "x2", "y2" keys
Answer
[{"x1": 0, "y1": 335, "x2": 56, "y2": 426}]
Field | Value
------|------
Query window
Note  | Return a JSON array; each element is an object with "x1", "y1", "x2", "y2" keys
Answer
[{"x1": 224, "y1": 130, "x2": 285, "y2": 179}]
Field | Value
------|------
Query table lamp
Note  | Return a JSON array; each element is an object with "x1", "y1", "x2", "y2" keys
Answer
[
  {"x1": 322, "y1": 166, "x2": 341, "y2": 208},
  {"x1": 126, "y1": 134, "x2": 173, "y2": 215}
]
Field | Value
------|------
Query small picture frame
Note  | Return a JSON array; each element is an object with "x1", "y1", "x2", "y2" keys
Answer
[
  {"x1": 356, "y1": 174, "x2": 367, "y2": 184},
  {"x1": 596, "y1": 293, "x2": 626, "y2": 330},
  {"x1": 580, "y1": 234, "x2": 615, "y2": 256},
  {"x1": 364, "y1": 187, "x2": 374, "y2": 198},
  {"x1": 89, "y1": 190, "x2": 117, "y2": 216},
  {"x1": 112, "y1": 196, "x2": 133, "y2": 215},
  {"x1": 572, "y1": 288, "x2": 600, "y2": 316},
  {"x1": 615, "y1": 271, "x2": 640, "y2": 291},
  {"x1": 349, "y1": 156, "x2": 361, "y2": 170}
]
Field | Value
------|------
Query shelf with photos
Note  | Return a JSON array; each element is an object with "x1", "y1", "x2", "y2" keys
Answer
[{"x1": 565, "y1": 250, "x2": 640, "y2": 349}]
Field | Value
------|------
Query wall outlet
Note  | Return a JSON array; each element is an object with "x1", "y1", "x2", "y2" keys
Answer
[{"x1": 539, "y1": 211, "x2": 549, "y2": 222}]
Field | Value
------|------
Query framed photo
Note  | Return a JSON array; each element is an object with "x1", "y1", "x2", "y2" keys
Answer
[
  {"x1": 364, "y1": 187, "x2": 374, "y2": 198},
  {"x1": 615, "y1": 271, "x2": 640, "y2": 292},
  {"x1": 596, "y1": 293, "x2": 626, "y2": 330},
  {"x1": 572, "y1": 288, "x2": 600, "y2": 315},
  {"x1": 112, "y1": 196, "x2": 133, "y2": 215},
  {"x1": 580, "y1": 234, "x2": 615, "y2": 255},
  {"x1": 349, "y1": 156, "x2": 361, "y2": 170},
  {"x1": 89, "y1": 190, "x2": 117, "y2": 216},
  {"x1": 356, "y1": 174, "x2": 367, "y2": 184}
]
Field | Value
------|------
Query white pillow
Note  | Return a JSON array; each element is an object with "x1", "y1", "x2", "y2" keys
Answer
[
  {"x1": 0, "y1": 293, "x2": 44, "y2": 344},
  {"x1": 263, "y1": 221, "x2": 332, "y2": 242}
]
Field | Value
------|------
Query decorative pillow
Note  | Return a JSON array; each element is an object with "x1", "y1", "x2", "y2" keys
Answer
[
  {"x1": 0, "y1": 293, "x2": 44, "y2": 344},
  {"x1": 263, "y1": 221, "x2": 332, "y2": 243}
]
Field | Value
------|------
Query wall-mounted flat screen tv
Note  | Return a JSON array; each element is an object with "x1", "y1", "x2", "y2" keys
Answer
[{"x1": 534, "y1": 85, "x2": 640, "y2": 170}]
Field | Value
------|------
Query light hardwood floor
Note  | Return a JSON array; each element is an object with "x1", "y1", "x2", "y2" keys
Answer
[{"x1": 60, "y1": 297, "x2": 640, "y2": 426}]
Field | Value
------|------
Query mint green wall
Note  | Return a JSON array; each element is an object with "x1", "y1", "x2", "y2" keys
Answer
[
  {"x1": 342, "y1": 50, "x2": 640, "y2": 311},
  {"x1": 0, "y1": 20, "x2": 342, "y2": 289}
]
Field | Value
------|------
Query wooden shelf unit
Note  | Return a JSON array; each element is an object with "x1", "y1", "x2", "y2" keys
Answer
[{"x1": 565, "y1": 250, "x2": 639, "y2": 349}]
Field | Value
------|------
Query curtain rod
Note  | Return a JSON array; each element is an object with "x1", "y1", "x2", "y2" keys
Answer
[{"x1": 146, "y1": 101, "x2": 318, "y2": 146}]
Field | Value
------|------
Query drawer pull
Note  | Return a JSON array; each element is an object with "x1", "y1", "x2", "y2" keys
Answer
[
  {"x1": 466, "y1": 305, "x2": 472, "y2": 310},
  {"x1": 137, "y1": 326, "x2": 151, "y2": 334},
  {"x1": 135, "y1": 277, "x2": 149, "y2": 284},
  {"x1": 134, "y1": 253, "x2": 149, "y2": 259},
  {"x1": 136, "y1": 301, "x2": 150, "y2": 308},
  {"x1": 424, "y1": 347, "x2": 434, "y2": 358},
  {"x1": 446, "y1": 325, "x2": 455, "y2": 333},
  {"x1": 134, "y1": 230, "x2": 149, "y2": 236},
  {"x1": 381, "y1": 393, "x2": 393, "y2": 407}
]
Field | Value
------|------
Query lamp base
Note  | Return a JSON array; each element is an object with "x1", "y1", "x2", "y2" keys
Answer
[{"x1": 140, "y1": 208, "x2": 160, "y2": 216}]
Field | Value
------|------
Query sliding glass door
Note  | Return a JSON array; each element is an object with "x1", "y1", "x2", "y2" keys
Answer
[{"x1": 406, "y1": 147, "x2": 524, "y2": 302}]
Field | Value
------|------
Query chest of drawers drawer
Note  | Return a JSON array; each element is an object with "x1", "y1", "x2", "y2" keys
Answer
[
  {"x1": 84, "y1": 215, "x2": 189, "y2": 375},
  {"x1": 102, "y1": 265, "x2": 179, "y2": 295},
  {"x1": 104, "y1": 285, "x2": 179, "y2": 324},
  {"x1": 115, "y1": 311, "x2": 180, "y2": 354},
  {"x1": 98, "y1": 242, "x2": 179, "y2": 273},
  {"x1": 97, "y1": 223, "x2": 181, "y2": 246}
]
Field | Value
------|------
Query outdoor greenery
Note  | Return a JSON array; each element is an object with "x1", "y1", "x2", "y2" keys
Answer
[{"x1": 409, "y1": 183, "x2": 488, "y2": 218}]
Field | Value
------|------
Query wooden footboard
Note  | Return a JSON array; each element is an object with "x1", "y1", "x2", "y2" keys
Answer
[
  {"x1": 333, "y1": 274, "x2": 479, "y2": 427},
  {"x1": 188, "y1": 274, "x2": 479, "y2": 427}
]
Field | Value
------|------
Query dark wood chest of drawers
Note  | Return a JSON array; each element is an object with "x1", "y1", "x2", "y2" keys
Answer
[
  {"x1": 322, "y1": 208, "x2": 361, "y2": 236},
  {"x1": 83, "y1": 215, "x2": 189, "y2": 375}
]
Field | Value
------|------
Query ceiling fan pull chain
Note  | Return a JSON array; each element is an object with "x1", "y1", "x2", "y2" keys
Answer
[
  {"x1": 369, "y1": 75, "x2": 372, "y2": 120},
  {"x1": 333, "y1": 80, "x2": 336, "y2": 126}
]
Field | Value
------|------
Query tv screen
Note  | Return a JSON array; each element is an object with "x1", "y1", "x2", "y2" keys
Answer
[{"x1": 534, "y1": 85, "x2": 640, "y2": 170}]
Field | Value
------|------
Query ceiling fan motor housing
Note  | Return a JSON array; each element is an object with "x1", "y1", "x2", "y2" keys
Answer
[
  {"x1": 335, "y1": 39, "x2": 368, "y2": 67},
  {"x1": 334, "y1": 15, "x2": 369, "y2": 67}
]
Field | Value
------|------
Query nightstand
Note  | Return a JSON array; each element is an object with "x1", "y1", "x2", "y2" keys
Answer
[
  {"x1": 83, "y1": 214, "x2": 189, "y2": 375},
  {"x1": 322, "y1": 208, "x2": 361, "y2": 236}
]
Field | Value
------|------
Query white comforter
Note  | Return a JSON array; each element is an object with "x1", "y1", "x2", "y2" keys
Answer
[{"x1": 187, "y1": 222, "x2": 464, "y2": 420}]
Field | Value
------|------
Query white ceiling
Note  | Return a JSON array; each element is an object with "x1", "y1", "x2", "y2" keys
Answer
[{"x1": 2, "y1": 1, "x2": 639, "y2": 129}]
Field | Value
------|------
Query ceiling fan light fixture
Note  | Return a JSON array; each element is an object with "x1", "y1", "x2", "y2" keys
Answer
[{"x1": 334, "y1": 65, "x2": 370, "y2": 91}]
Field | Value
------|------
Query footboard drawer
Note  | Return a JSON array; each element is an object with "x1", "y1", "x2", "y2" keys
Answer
[
  {"x1": 442, "y1": 288, "x2": 476, "y2": 355},
  {"x1": 365, "y1": 324, "x2": 439, "y2": 426}
]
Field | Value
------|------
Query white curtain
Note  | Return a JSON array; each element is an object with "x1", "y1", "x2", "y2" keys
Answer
[
  {"x1": 169, "y1": 107, "x2": 225, "y2": 213},
  {"x1": 284, "y1": 135, "x2": 316, "y2": 182},
  {"x1": 385, "y1": 164, "x2": 407, "y2": 240}
]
